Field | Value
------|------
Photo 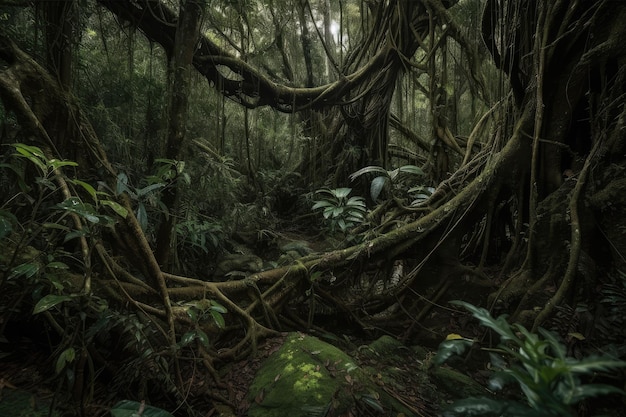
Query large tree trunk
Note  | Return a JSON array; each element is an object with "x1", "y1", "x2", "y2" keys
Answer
[{"x1": 155, "y1": 0, "x2": 205, "y2": 269}]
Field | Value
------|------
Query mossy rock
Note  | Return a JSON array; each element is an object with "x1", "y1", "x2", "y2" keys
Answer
[{"x1": 247, "y1": 333, "x2": 364, "y2": 417}]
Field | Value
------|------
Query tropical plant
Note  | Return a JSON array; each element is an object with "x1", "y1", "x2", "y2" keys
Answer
[
  {"x1": 435, "y1": 301, "x2": 626, "y2": 417},
  {"x1": 175, "y1": 217, "x2": 224, "y2": 254},
  {"x1": 0, "y1": 144, "x2": 135, "y2": 409},
  {"x1": 349, "y1": 164, "x2": 424, "y2": 202},
  {"x1": 312, "y1": 187, "x2": 366, "y2": 234}
]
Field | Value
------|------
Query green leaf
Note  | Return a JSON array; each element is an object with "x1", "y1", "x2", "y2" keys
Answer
[
  {"x1": 33, "y1": 294, "x2": 72, "y2": 314},
  {"x1": 346, "y1": 215, "x2": 365, "y2": 223},
  {"x1": 370, "y1": 176, "x2": 387, "y2": 201},
  {"x1": 48, "y1": 159, "x2": 78, "y2": 171},
  {"x1": 451, "y1": 300, "x2": 518, "y2": 341},
  {"x1": 566, "y1": 355, "x2": 626, "y2": 374},
  {"x1": 55, "y1": 347, "x2": 75, "y2": 374},
  {"x1": 136, "y1": 203, "x2": 148, "y2": 231},
  {"x1": 101, "y1": 200, "x2": 129, "y2": 218},
  {"x1": 398, "y1": 165, "x2": 424, "y2": 176},
  {"x1": 186, "y1": 307, "x2": 198, "y2": 321},
  {"x1": 195, "y1": 329, "x2": 209, "y2": 347},
  {"x1": 333, "y1": 187, "x2": 352, "y2": 199},
  {"x1": 110, "y1": 400, "x2": 174, "y2": 417},
  {"x1": 71, "y1": 179, "x2": 97, "y2": 201},
  {"x1": 64, "y1": 229, "x2": 87, "y2": 243},
  {"x1": 8, "y1": 262, "x2": 40, "y2": 280},
  {"x1": 322, "y1": 207, "x2": 334, "y2": 219},
  {"x1": 135, "y1": 183, "x2": 165, "y2": 198},
  {"x1": 331, "y1": 207, "x2": 344, "y2": 218},
  {"x1": 312, "y1": 200, "x2": 334, "y2": 210},
  {"x1": 346, "y1": 196, "x2": 366, "y2": 208},
  {"x1": 116, "y1": 173, "x2": 132, "y2": 197},
  {"x1": 56, "y1": 197, "x2": 101, "y2": 223},
  {"x1": 13, "y1": 143, "x2": 46, "y2": 172},
  {"x1": 179, "y1": 331, "x2": 196, "y2": 347},
  {"x1": 210, "y1": 309, "x2": 225, "y2": 329},
  {"x1": 349, "y1": 165, "x2": 388, "y2": 181},
  {"x1": 434, "y1": 339, "x2": 473, "y2": 366},
  {"x1": 210, "y1": 302, "x2": 227, "y2": 314}
]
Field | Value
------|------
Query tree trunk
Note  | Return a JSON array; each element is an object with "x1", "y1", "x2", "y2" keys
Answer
[{"x1": 155, "y1": 0, "x2": 205, "y2": 268}]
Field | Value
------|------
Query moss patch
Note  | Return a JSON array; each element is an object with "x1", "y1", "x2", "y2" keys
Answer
[{"x1": 247, "y1": 332, "x2": 360, "y2": 417}]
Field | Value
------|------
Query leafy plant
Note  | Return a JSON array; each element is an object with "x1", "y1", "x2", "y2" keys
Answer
[
  {"x1": 312, "y1": 187, "x2": 366, "y2": 234},
  {"x1": 435, "y1": 301, "x2": 626, "y2": 416},
  {"x1": 0, "y1": 143, "x2": 131, "y2": 407},
  {"x1": 349, "y1": 164, "x2": 424, "y2": 202},
  {"x1": 175, "y1": 217, "x2": 224, "y2": 255},
  {"x1": 114, "y1": 159, "x2": 190, "y2": 232},
  {"x1": 178, "y1": 299, "x2": 228, "y2": 349}
]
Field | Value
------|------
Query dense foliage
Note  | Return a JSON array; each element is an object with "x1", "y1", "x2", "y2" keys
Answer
[{"x1": 1, "y1": 0, "x2": 626, "y2": 415}]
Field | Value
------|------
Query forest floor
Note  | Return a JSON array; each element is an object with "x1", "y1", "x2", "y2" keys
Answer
[{"x1": 1, "y1": 304, "x2": 625, "y2": 417}]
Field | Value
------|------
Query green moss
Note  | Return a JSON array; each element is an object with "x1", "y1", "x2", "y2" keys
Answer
[{"x1": 247, "y1": 333, "x2": 358, "y2": 417}]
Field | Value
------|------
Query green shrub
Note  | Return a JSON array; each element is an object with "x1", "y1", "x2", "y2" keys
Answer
[{"x1": 435, "y1": 301, "x2": 626, "y2": 416}]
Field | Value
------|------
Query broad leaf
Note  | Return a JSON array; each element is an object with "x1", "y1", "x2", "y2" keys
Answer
[
  {"x1": 71, "y1": 179, "x2": 97, "y2": 201},
  {"x1": 101, "y1": 200, "x2": 129, "y2": 218},
  {"x1": 312, "y1": 200, "x2": 334, "y2": 210},
  {"x1": 434, "y1": 339, "x2": 473, "y2": 365},
  {"x1": 8, "y1": 262, "x2": 40, "y2": 280},
  {"x1": 135, "y1": 183, "x2": 165, "y2": 198},
  {"x1": 210, "y1": 309, "x2": 226, "y2": 329},
  {"x1": 398, "y1": 165, "x2": 424, "y2": 176},
  {"x1": 333, "y1": 187, "x2": 352, "y2": 199},
  {"x1": 346, "y1": 196, "x2": 367, "y2": 208},
  {"x1": 116, "y1": 173, "x2": 133, "y2": 197},
  {"x1": 56, "y1": 197, "x2": 101, "y2": 223},
  {"x1": 195, "y1": 329, "x2": 209, "y2": 347},
  {"x1": 210, "y1": 302, "x2": 227, "y2": 314},
  {"x1": 55, "y1": 347, "x2": 75, "y2": 374},
  {"x1": 179, "y1": 331, "x2": 197, "y2": 347},
  {"x1": 33, "y1": 294, "x2": 72, "y2": 314},
  {"x1": 370, "y1": 176, "x2": 387, "y2": 201}
]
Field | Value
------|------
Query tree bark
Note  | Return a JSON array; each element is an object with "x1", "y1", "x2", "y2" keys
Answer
[{"x1": 155, "y1": 0, "x2": 205, "y2": 268}]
